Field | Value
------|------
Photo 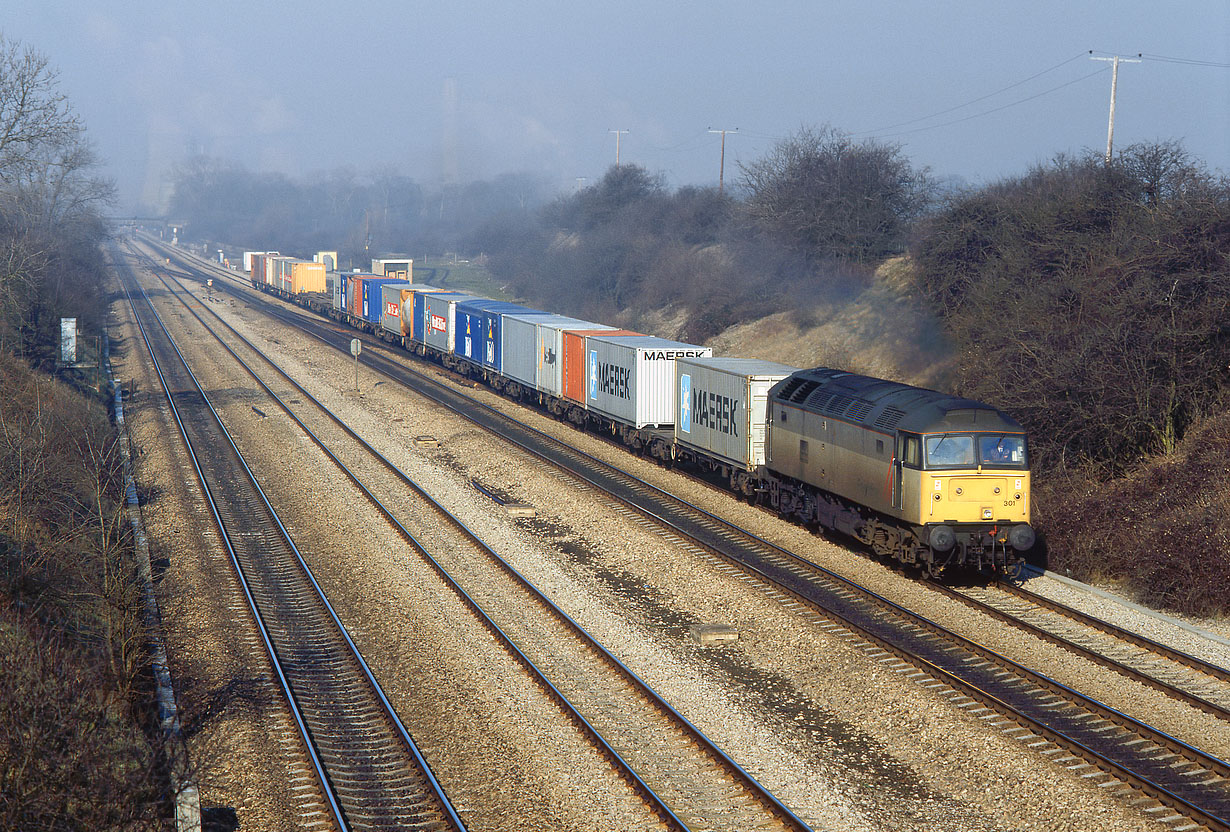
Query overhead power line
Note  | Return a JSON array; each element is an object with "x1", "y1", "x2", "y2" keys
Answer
[
  {"x1": 866, "y1": 66, "x2": 1110, "y2": 140},
  {"x1": 1138, "y1": 52, "x2": 1230, "y2": 68},
  {"x1": 853, "y1": 52, "x2": 1090, "y2": 136}
]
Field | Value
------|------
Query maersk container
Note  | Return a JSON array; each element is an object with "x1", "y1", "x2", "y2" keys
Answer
[
  {"x1": 381, "y1": 284, "x2": 447, "y2": 337},
  {"x1": 583, "y1": 335, "x2": 713, "y2": 429},
  {"x1": 501, "y1": 313, "x2": 587, "y2": 392},
  {"x1": 420, "y1": 292, "x2": 471, "y2": 353},
  {"x1": 674, "y1": 357, "x2": 799, "y2": 470},
  {"x1": 561, "y1": 328, "x2": 639, "y2": 405}
]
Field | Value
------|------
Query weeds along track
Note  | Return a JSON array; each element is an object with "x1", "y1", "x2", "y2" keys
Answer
[
  {"x1": 148, "y1": 238, "x2": 1230, "y2": 831},
  {"x1": 114, "y1": 243, "x2": 464, "y2": 832},
  {"x1": 125, "y1": 242, "x2": 815, "y2": 832}
]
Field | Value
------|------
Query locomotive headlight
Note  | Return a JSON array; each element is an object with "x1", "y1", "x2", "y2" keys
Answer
[
  {"x1": 982, "y1": 508, "x2": 993, "y2": 519},
  {"x1": 1015, "y1": 493, "x2": 1021, "y2": 500},
  {"x1": 933, "y1": 493, "x2": 941, "y2": 501}
]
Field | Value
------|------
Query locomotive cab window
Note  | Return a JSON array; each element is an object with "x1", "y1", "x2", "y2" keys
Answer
[
  {"x1": 978, "y1": 434, "x2": 1027, "y2": 467},
  {"x1": 902, "y1": 435, "x2": 921, "y2": 468},
  {"x1": 924, "y1": 434, "x2": 975, "y2": 468}
]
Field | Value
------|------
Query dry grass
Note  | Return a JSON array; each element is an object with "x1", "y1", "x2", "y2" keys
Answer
[{"x1": 704, "y1": 257, "x2": 954, "y2": 388}]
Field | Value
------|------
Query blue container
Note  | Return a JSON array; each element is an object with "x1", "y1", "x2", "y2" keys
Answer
[
  {"x1": 455, "y1": 299, "x2": 537, "y2": 372},
  {"x1": 360, "y1": 278, "x2": 408, "y2": 323}
]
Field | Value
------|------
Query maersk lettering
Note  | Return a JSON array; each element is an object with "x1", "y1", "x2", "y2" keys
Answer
[
  {"x1": 692, "y1": 388, "x2": 740, "y2": 436},
  {"x1": 643, "y1": 349, "x2": 709, "y2": 360},
  {"x1": 597, "y1": 362, "x2": 631, "y2": 399}
]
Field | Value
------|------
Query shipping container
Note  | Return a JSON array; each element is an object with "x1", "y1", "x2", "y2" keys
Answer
[
  {"x1": 274, "y1": 257, "x2": 293, "y2": 293},
  {"x1": 420, "y1": 292, "x2": 472, "y2": 353},
  {"x1": 674, "y1": 357, "x2": 799, "y2": 470},
  {"x1": 582, "y1": 335, "x2": 713, "y2": 429},
  {"x1": 265, "y1": 255, "x2": 290, "y2": 288},
  {"x1": 380, "y1": 283, "x2": 447, "y2": 337},
  {"x1": 344, "y1": 273, "x2": 372, "y2": 317},
  {"x1": 404, "y1": 286, "x2": 451, "y2": 341},
  {"x1": 243, "y1": 251, "x2": 267, "y2": 273},
  {"x1": 360, "y1": 278, "x2": 408, "y2": 323},
  {"x1": 343, "y1": 273, "x2": 403, "y2": 320},
  {"x1": 314, "y1": 250, "x2": 338, "y2": 271},
  {"x1": 289, "y1": 261, "x2": 326, "y2": 294},
  {"x1": 520, "y1": 318, "x2": 614, "y2": 397},
  {"x1": 560, "y1": 329, "x2": 640, "y2": 405},
  {"x1": 455, "y1": 299, "x2": 539, "y2": 372},
  {"x1": 500, "y1": 313, "x2": 587, "y2": 392},
  {"x1": 329, "y1": 272, "x2": 344, "y2": 312},
  {"x1": 249, "y1": 252, "x2": 270, "y2": 284},
  {"x1": 371, "y1": 258, "x2": 413, "y2": 282}
]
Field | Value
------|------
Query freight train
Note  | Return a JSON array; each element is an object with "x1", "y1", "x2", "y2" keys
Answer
[{"x1": 246, "y1": 255, "x2": 1034, "y2": 577}]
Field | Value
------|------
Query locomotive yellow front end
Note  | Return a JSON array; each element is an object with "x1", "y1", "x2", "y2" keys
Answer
[{"x1": 906, "y1": 430, "x2": 1035, "y2": 573}]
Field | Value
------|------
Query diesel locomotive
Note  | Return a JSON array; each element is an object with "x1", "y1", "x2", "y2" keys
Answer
[{"x1": 761, "y1": 367, "x2": 1034, "y2": 576}]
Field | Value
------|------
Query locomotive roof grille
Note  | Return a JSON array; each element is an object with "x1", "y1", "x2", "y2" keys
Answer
[
  {"x1": 874, "y1": 406, "x2": 907, "y2": 430},
  {"x1": 846, "y1": 400, "x2": 873, "y2": 421},
  {"x1": 783, "y1": 378, "x2": 820, "y2": 403}
]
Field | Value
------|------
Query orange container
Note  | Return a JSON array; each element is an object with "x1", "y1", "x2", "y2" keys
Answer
[
  {"x1": 290, "y1": 261, "x2": 326, "y2": 294},
  {"x1": 561, "y1": 329, "x2": 639, "y2": 404}
]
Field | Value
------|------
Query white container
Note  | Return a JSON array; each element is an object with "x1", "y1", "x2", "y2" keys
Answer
[
  {"x1": 675, "y1": 357, "x2": 798, "y2": 470},
  {"x1": 585, "y1": 335, "x2": 712, "y2": 428}
]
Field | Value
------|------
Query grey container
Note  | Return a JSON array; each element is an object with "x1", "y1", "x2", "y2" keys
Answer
[
  {"x1": 329, "y1": 272, "x2": 344, "y2": 312},
  {"x1": 538, "y1": 318, "x2": 613, "y2": 397},
  {"x1": 421, "y1": 291, "x2": 470, "y2": 353},
  {"x1": 585, "y1": 335, "x2": 712, "y2": 428},
  {"x1": 503, "y1": 313, "x2": 602, "y2": 395},
  {"x1": 381, "y1": 284, "x2": 445, "y2": 337},
  {"x1": 675, "y1": 357, "x2": 799, "y2": 470}
]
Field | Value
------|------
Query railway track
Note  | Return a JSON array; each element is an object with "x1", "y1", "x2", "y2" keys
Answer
[
  {"x1": 147, "y1": 238, "x2": 1230, "y2": 831},
  {"x1": 115, "y1": 244, "x2": 465, "y2": 832},
  {"x1": 939, "y1": 579, "x2": 1230, "y2": 719},
  {"x1": 125, "y1": 242, "x2": 815, "y2": 831}
]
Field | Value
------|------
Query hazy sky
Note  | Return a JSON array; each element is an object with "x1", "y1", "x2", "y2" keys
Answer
[{"x1": 8, "y1": 2, "x2": 1229, "y2": 213}]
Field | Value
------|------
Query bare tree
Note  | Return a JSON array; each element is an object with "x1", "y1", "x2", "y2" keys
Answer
[
  {"x1": 737, "y1": 124, "x2": 933, "y2": 264},
  {"x1": 0, "y1": 35, "x2": 81, "y2": 186}
]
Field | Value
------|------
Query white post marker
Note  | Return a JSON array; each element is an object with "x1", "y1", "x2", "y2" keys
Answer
[{"x1": 350, "y1": 338, "x2": 362, "y2": 391}]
